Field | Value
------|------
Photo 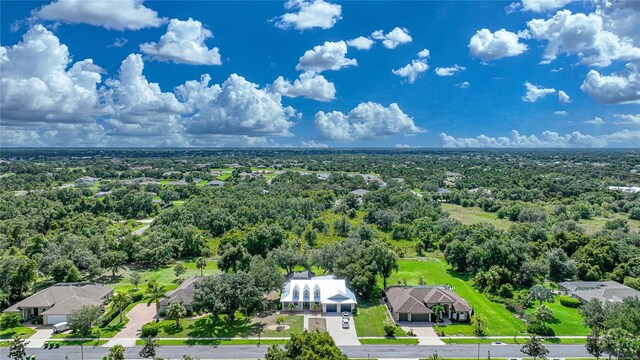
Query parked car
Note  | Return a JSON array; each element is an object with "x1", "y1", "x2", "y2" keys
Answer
[{"x1": 341, "y1": 318, "x2": 350, "y2": 329}]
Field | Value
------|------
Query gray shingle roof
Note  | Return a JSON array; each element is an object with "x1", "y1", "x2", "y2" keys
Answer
[
  {"x1": 4, "y1": 283, "x2": 113, "y2": 315},
  {"x1": 558, "y1": 281, "x2": 640, "y2": 303},
  {"x1": 386, "y1": 286, "x2": 471, "y2": 314},
  {"x1": 159, "y1": 276, "x2": 202, "y2": 307}
]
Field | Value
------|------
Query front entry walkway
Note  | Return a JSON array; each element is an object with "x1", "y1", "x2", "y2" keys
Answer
[
  {"x1": 323, "y1": 313, "x2": 360, "y2": 346},
  {"x1": 103, "y1": 303, "x2": 156, "y2": 348}
]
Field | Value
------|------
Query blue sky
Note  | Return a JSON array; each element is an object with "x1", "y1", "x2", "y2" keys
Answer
[{"x1": 0, "y1": 0, "x2": 638, "y2": 148}]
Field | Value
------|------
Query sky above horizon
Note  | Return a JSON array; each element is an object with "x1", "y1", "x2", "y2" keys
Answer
[{"x1": 0, "y1": 0, "x2": 639, "y2": 148}]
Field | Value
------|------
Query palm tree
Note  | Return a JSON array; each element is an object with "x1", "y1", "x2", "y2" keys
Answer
[
  {"x1": 471, "y1": 314, "x2": 488, "y2": 336},
  {"x1": 166, "y1": 302, "x2": 187, "y2": 327},
  {"x1": 431, "y1": 304, "x2": 445, "y2": 322},
  {"x1": 111, "y1": 292, "x2": 131, "y2": 324},
  {"x1": 146, "y1": 283, "x2": 166, "y2": 323},
  {"x1": 196, "y1": 257, "x2": 207, "y2": 276}
]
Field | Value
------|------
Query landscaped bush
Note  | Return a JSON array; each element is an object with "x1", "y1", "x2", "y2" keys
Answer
[
  {"x1": 130, "y1": 292, "x2": 144, "y2": 302},
  {"x1": 383, "y1": 323, "x2": 397, "y2": 337},
  {"x1": 99, "y1": 308, "x2": 121, "y2": 327},
  {"x1": 558, "y1": 296, "x2": 581, "y2": 308},
  {"x1": 141, "y1": 323, "x2": 159, "y2": 337},
  {"x1": 31, "y1": 315, "x2": 42, "y2": 325},
  {"x1": 527, "y1": 321, "x2": 555, "y2": 336},
  {"x1": 0, "y1": 313, "x2": 21, "y2": 329}
]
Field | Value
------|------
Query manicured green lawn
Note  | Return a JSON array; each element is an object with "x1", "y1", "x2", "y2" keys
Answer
[
  {"x1": 354, "y1": 300, "x2": 407, "y2": 337},
  {"x1": 525, "y1": 297, "x2": 589, "y2": 336},
  {"x1": 0, "y1": 327, "x2": 35, "y2": 339},
  {"x1": 153, "y1": 315, "x2": 254, "y2": 338},
  {"x1": 259, "y1": 315, "x2": 304, "y2": 337},
  {"x1": 384, "y1": 257, "x2": 527, "y2": 336},
  {"x1": 141, "y1": 339, "x2": 287, "y2": 346},
  {"x1": 107, "y1": 260, "x2": 219, "y2": 294},
  {"x1": 60, "y1": 339, "x2": 108, "y2": 346},
  {"x1": 444, "y1": 337, "x2": 586, "y2": 345}
]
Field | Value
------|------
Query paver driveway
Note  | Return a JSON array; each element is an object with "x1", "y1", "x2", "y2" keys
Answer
[
  {"x1": 324, "y1": 314, "x2": 360, "y2": 346},
  {"x1": 103, "y1": 303, "x2": 156, "y2": 347}
]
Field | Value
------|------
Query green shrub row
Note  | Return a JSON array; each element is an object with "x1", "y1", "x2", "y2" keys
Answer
[
  {"x1": 559, "y1": 296, "x2": 582, "y2": 308},
  {"x1": 141, "y1": 323, "x2": 159, "y2": 337}
]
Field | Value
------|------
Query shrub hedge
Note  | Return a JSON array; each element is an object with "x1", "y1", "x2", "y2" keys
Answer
[{"x1": 559, "y1": 296, "x2": 582, "y2": 308}]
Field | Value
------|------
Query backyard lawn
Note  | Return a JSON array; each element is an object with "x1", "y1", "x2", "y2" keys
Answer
[
  {"x1": 383, "y1": 257, "x2": 527, "y2": 336},
  {"x1": 441, "y1": 204, "x2": 511, "y2": 230},
  {"x1": 354, "y1": 300, "x2": 407, "y2": 337},
  {"x1": 525, "y1": 296, "x2": 589, "y2": 336}
]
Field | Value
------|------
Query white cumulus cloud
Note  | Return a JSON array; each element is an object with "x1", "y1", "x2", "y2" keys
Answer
[
  {"x1": 296, "y1": 41, "x2": 357, "y2": 72},
  {"x1": 440, "y1": 129, "x2": 640, "y2": 148},
  {"x1": 527, "y1": 10, "x2": 640, "y2": 67},
  {"x1": 522, "y1": 82, "x2": 556, "y2": 102},
  {"x1": 301, "y1": 140, "x2": 328, "y2": 148},
  {"x1": 140, "y1": 18, "x2": 222, "y2": 66},
  {"x1": 371, "y1": 27, "x2": 412, "y2": 49},
  {"x1": 178, "y1": 73, "x2": 297, "y2": 137},
  {"x1": 0, "y1": 24, "x2": 105, "y2": 127},
  {"x1": 347, "y1": 36, "x2": 374, "y2": 50},
  {"x1": 614, "y1": 113, "x2": 640, "y2": 125},
  {"x1": 314, "y1": 102, "x2": 423, "y2": 141},
  {"x1": 392, "y1": 50, "x2": 429, "y2": 84},
  {"x1": 558, "y1": 90, "x2": 571, "y2": 103},
  {"x1": 585, "y1": 117, "x2": 605, "y2": 125},
  {"x1": 520, "y1": 0, "x2": 572, "y2": 12},
  {"x1": 469, "y1": 28, "x2": 528, "y2": 62},
  {"x1": 272, "y1": 71, "x2": 336, "y2": 102},
  {"x1": 554, "y1": 110, "x2": 568, "y2": 116},
  {"x1": 581, "y1": 63, "x2": 640, "y2": 104},
  {"x1": 275, "y1": 0, "x2": 341, "y2": 30},
  {"x1": 33, "y1": 0, "x2": 165, "y2": 30},
  {"x1": 435, "y1": 64, "x2": 466, "y2": 76}
]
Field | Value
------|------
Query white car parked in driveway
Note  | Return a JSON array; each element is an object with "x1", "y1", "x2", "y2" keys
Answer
[{"x1": 341, "y1": 318, "x2": 350, "y2": 328}]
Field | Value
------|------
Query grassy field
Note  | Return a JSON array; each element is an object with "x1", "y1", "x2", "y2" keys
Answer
[
  {"x1": 384, "y1": 257, "x2": 527, "y2": 336},
  {"x1": 153, "y1": 316, "x2": 254, "y2": 338},
  {"x1": 524, "y1": 297, "x2": 588, "y2": 336},
  {"x1": 441, "y1": 204, "x2": 511, "y2": 230},
  {"x1": 0, "y1": 326, "x2": 36, "y2": 339},
  {"x1": 107, "y1": 260, "x2": 219, "y2": 294},
  {"x1": 354, "y1": 300, "x2": 407, "y2": 337},
  {"x1": 578, "y1": 215, "x2": 640, "y2": 235},
  {"x1": 140, "y1": 339, "x2": 287, "y2": 346},
  {"x1": 445, "y1": 337, "x2": 586, "y2": 344}
]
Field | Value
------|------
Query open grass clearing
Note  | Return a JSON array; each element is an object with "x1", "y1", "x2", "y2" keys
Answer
[
  {"x1": 441, "y1": 204, "x2": 511, "y2": 230},
  {"x1": 524, "y1": 296, "x2": 588, "y2": 336},
  {"x1": 354, "y1": 299, "x2": 407, "y2": 337},
  {"x1": 0, "y1": 327, "x2": 36, "y2": 339},
  {"x1": 359, "y1": 338, "x2": 419, "y2": 345}
]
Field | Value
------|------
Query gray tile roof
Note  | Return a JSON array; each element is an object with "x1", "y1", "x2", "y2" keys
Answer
[
  {"x1": 159, "y1": 276, "x2": 202, "y2": 307},
  {"x1": 4, "y1": 283, "x2": 113, "y2": 315}
]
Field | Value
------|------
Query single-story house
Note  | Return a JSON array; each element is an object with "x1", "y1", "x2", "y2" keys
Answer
[
  {"x1": 206, "y1": 180, "x2": 225, "y2": 187},
  {"x1": 558, "y1": 281, "x2": 640, "y2": 304},
  {"x1": 350, "y1": 189, "x2": 368, "y2": 197},
  {"x1": 280, "y1": 274, "x2": 357, "y2": 313},
  {"x1": 3, "y1": 283, "x2": 113, "y2": 325},
  {"x1": 317, "y1": 173, "x2": 331, "y2": 180},
  {"x1": 94, "y1": 191, "x2": 112, "y2": 198},
  {"x1": 159, "y1": 276, "x2": 202, "y2": 313},
  {"x1": 75, "y1": 176, "x2": 99, "y2": 187},
  {"x1": 384, "y1": 286, "x2": 472, "y2": 323}
]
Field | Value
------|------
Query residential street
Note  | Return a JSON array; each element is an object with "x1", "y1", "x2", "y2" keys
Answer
[{"x1": 0, "y1": 344, "x2": 594, "y2": 359}]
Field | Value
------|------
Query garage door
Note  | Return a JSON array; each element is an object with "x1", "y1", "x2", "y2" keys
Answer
[
  {"x1": 45, "y1": 315, "x2": 67, "y2": 325},
  {"x1": 411, "y1": 314, "x2": 429, "y2": 322},
  {"x1": 340, "y1": 304, "x2": 351, "y2": 313},
  {"x1": 398, "y1": 313, "x2": 408, "y2": 321},
  {"x1": 325, "y1": 304, "x2": 337, "y2": 312}
]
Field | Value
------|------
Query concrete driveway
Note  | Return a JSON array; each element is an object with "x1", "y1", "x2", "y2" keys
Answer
[
  {"x1": 26, "y1": 327, "x2": 54, "y2": 348},
  {"x1": 399, "y1": 324, "x2": 445, "y2": 345},
  {"x1": 104, "y1": 303, "x2": 156, "y2": 347},
  {"x1": 324, "y1": 314, "x2": 360, "y2": 346}
]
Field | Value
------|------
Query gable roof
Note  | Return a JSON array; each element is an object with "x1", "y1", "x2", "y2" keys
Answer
[
  {"x1": 160, "y1": 276, "x2": 202, "y2": 307},
  {"x1": 280, "y1": 275, "x2": 356, "y2": 305},
  {"x1": 385, "y1": 286, "x2": 471, "y2": 314},
  {"x1": 4, "y1": 283, "x2": 113, "y2": 314}
]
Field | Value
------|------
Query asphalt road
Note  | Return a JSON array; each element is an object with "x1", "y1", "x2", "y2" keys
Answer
[{"x1": 0, "y1": 344, "x2": 594, "y2": 359}]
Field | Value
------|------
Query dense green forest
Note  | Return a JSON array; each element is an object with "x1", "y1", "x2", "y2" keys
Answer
[{"x1": 1, "y1": 149, "x2": 639, "y2": 352}]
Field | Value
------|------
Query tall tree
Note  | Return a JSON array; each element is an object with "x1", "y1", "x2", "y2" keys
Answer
[
  {"x1": 195, "y1": 257, "x2": 207, "y2": 276},
  {"x1": 166, "y1": 302, "x2": 187, "y2": 327},
  {"x1": 529, "y1": 285, "x2": 554, "y2": 306},
  {"x1": 367, "y1": 240, "x2": 398, "y2": 289},
  {"x1": 111, "y1": 292, "x2": 131, "y2": 324},
  {"x1": 69, "y1": 305, "x2": 102, "y2": 336},
  {"x1": 8, "y1": 335, "x2": 28, "y2": 360},
  {"x1": 586, "y1": 331, "x2": 604, "y2": 360},
  {"x1": 265, "y1": 331, "x2": 347, "y2": 360},
  {"x1": 580, "y1": 298, "x2": 606, "y2": 332},
  {"x1": 129, "y1": 271, "x2": 142, "y2": 291},
  {"x1": 101, "y1": 250, "x2": 127, "y2": 279},
  {"x1": 146, "y1": 283, "x2": 166, "y2": 323},
  {"x1": 138, "y1": 337, "x2": 158, "y2": 358},
  {"x1": 521, "y1": 335, "x2": 549, "y2": 360}
]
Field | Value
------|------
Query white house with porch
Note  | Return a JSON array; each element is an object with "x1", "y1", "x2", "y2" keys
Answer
[{"x1": 280, "y1": 274, "x2": 357, "y2": 313}]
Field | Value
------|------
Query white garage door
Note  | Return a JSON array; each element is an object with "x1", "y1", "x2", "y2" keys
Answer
[{"x1": 46, "y1": 315, "x2": 67, "y2": 325}]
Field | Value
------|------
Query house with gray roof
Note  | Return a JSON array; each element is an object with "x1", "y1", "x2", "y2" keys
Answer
[
  {"x1": 206, "y1": 180, "x2": 225, "y2": 187},
  {"x1": 558, "y1": 281, "x2": 640, "y2": 304},
  {"x1": 75, "y1": 176, "x2": 99, "y2": 187},
  {"x1": 384, "y1": 286, "x2": 472, "y2": 323},
  {"x1": 159, "y1": 276, "x2": 202, "y2": 313},
  {"x1": 3, "y1": 283, "x2": 113, "y2": 325},
  {"x1": 350, "y1": 189, "x2": 368, "y2": 197}
]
